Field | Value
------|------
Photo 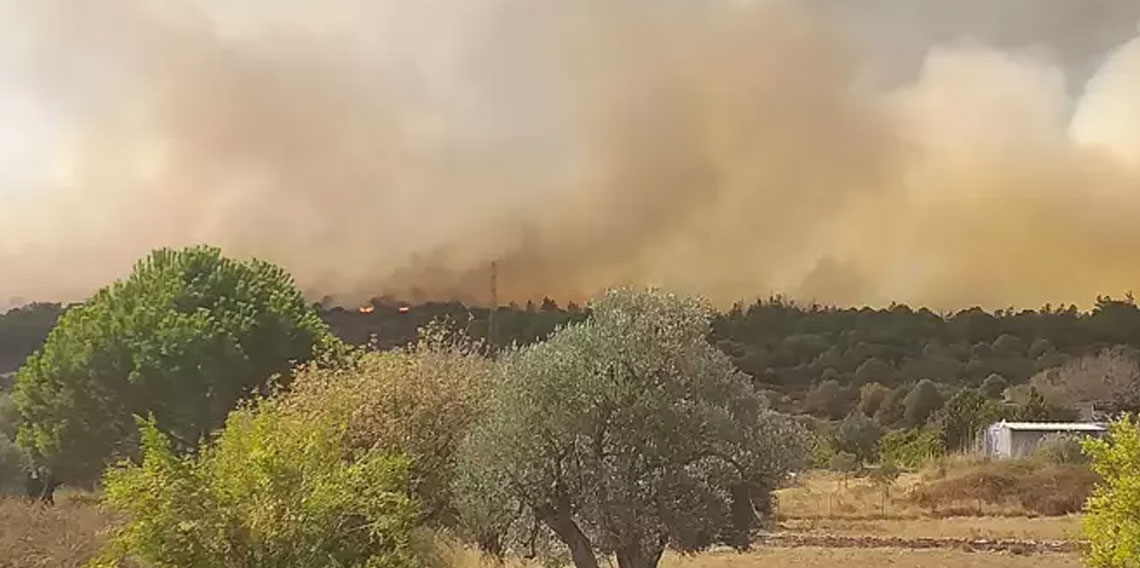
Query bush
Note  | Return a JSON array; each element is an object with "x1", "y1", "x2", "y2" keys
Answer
[
  {"x1": 805, "y1": 379, "x2": 849, "y2": 419},
  {"x1": 94, "y1": 401, "x2": 421, "y2": 568},
  {"x1": 879, "y1": 428, "x2": 944, "y2": 468},
  {"x1": 834, "y1": 412, "x2": 883, "y2": 463},
  {"x1": 0, "y1": 394, "x2": 17, "y2": 441},
  {"x1": 1035, "y1": 433, "x2": 1089, "y2": 465},
  {"x1": 858, "y1": 382, "x2": 890, "y2": 417},
  {"x1": 874, "y1": 384, "x2": 910, "y2": 428},
  {"x1": 0, "y1": 437, "x2": 29, "y2": 495},
  {"x1": 903, "y1": 379, "x2": 944, "y2": 427},
  {"x1": 981, "y1": 374, "x2": 1008, "y2": 399},
  {"x1": 277, "y1": 321, "x2": 494, "y2": 526},
  {"x1": 936, "y1": 388, "x2": 996, "y2": 453},
  {"x1": 1083, "y1": 417, "x2": 1140, "y2": 567}
]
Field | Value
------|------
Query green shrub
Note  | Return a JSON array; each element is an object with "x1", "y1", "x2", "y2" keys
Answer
[
  {"x1": 276, "y1": 321, "x2": 494, "y2": 526},
  {"x1": 834, "y1": 412, "x2": 883, "y2": 463},
  {"x1": 0, "y1": 394, "x2": 17, "y2": 441},
  {"x1": 93, "y1": 400, "x2": 421, "y2": 568},
  {"x1": 1083, "y1": 417, "x2": 1140, "y2": 568},
  {"x1": 1035, "y1": 433, "x2": 1089, "y2": 465},
  {"x1": 0, "y1": 436, "x2": 29, "y2": 495},
  {"x1": 903, "y1": 379, "x2": 944, "y2": 427},
  {"x1": 879, "y1": 428, "x2": 944, "y2": 468}
]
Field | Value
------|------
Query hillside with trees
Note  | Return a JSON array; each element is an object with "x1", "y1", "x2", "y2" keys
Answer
[{"x1": 7, "y1": 294, "x2": 1140, "y2": 418}]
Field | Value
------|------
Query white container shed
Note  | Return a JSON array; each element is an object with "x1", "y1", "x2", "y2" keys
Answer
[{"x1": 983, "y1": 421, "x2": 1107, "y2": 460}]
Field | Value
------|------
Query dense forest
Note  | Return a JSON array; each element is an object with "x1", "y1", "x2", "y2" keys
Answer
[{"x1": 6, "y1": 293, "x2": 1140, "y2": 417}]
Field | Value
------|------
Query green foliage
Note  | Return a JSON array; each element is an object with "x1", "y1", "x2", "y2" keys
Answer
[
  {"x1": 857, "y1": 382, "x2": 890, "y2": 417},
  {"x1": 805, "y1": 379, "x2": 849, "y2": 420},
  {"x1": 456, "y1": 288, "x2": 807, "y2": 568},
  {"x1": 0, "y1": 436, "x2": 30, "y2": 495},
  {"x1": 1082, "y1": 417, "x2": 1140, "y2": 568},
  {"x1": 0, "y1": 394, "x2": 16, "y2": 441},
  {"x1": 981, "y1": 373, "x2": 1008, "y2": 399},
  {"x1": 1012, "y1": 387, "x2": 1078, "y2": 422},
  {"x1": 874, "y1": 384, "x2": 910, "y2": 427},
  {"x1": 13, "y1": 246, "x2": 341, "y2": 484},
  {"x1": 828, "y1": 451, "x2": 858, "y2": 476},
  {"x1": 903, "y1": 379, "x2": 944, "y2": 427},
  {"x1": 834, "y1": 412, "x2": 883, "y2": 463},
  {"x1": 853, "y1": 358, "x2": 894, "y2": 386},
  {"x1": 879, "y1": 428, "x2": 944, "y2": 468},
  {"x1": 277, "y1": 320, "x2": 494, "y2": 526},
  {"x1": 1035, "y1": 433, "x2": 1089, "y2": 465},
  {"x1": 0, "y1": 303, "x2": 63, "y2": 374},
  {"x1": 15, "y1": 286, "x2": 1140, "y2": 420},
  {"x1": 992, "y1": 334, "x2": 1025, "y2": 355},
  {"x1": 95, "y1": 407, "x2": 420, "y2": 568},
  {"x1": 936, "y1": 388, "x2": 996, "y2": 452}
]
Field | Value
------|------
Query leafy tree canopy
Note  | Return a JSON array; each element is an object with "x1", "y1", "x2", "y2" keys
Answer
[
  {"x1": 834, "y1": 411, "x2": 883, "y2": 463},
  {"x1": 903, "y1": 379, "x2": 944, "y2": 427},
  {"x1": 455, "y1": 288, "x2": 806, "y2": 568},
  {"x1": 1082, "y1": 417, "x2": 1140, "y2": 568},
  {"x1": 13, "y1": 246, "x2": 341, "y2": 483}
]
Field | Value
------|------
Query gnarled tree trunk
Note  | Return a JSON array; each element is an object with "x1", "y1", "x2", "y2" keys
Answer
[
  {"x1": 615, "y1": 540, "x2": 665, "y2": 568},
  {"x1": 537, "y1": 506, "x2": 600, "y2": 568}
]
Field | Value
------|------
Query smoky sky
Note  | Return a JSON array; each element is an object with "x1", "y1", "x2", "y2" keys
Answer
[{"x1": 2, "y1": 0, "x2": 1140, "y2": 310}]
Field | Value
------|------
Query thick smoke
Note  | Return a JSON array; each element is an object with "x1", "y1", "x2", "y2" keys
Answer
[{"x1": 2, "y1": 0, "x2": 1140, "y2": 309}]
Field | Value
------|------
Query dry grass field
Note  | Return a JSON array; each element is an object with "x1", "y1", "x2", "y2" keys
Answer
[
  {"x1": 665, "y1": 547, "x2": 1082, "y2": 568},
  {"x1": 0, "y1": 491, "x2": 117, "y2": 568},
  {"x1": 779, "y1": 515, "x2": 1082, "y2": 541}
]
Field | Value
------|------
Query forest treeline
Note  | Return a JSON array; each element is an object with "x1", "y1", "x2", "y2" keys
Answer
[{"x1": 5, "y1": 294, "x2": 1140, "y2": 415}]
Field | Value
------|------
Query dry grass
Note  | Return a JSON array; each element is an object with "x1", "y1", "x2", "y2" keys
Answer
[
  {"x1": 0, "y1": 490, "x2": 116, "y2": 568},
  {"x1": 778, "y1": 458, "x2": 1096, "y2": 520},
  {"x1": 665, "y1": 547, "x2": 1082, "y2": 568},
  {"x1": 776, "y1": 470, "x2": 928, "y2": 519},
  {"x1": 911, "y1": 460, "x2": 1097, "y2": 517},
  {"x1": 779, "y1": 516, "x2": 1082, "y2": 541}
]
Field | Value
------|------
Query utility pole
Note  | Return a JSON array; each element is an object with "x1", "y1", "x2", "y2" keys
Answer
[{"x1": 488, "y1": 261, "x2": 498, "y2": 351}]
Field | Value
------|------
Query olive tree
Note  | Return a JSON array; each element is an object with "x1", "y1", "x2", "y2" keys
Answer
[
  {"x1": 455, "y1": 288, "x2": 807, "y2": 568},
  {"x1": 13, "y1": 246, "x2": 341, "y2": 484},
  {"x1": 834, "y1": 411, "x2": 883, "y2": 463}
]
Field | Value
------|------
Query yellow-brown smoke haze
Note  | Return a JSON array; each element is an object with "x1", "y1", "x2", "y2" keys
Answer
[{"x1": 2, "y1": 0, "x2": 1140, "y2": 310}]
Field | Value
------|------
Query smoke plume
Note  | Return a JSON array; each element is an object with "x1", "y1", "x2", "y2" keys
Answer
[{"x1": 2, "y1": 0, "x2": 1140, "y2": 310}]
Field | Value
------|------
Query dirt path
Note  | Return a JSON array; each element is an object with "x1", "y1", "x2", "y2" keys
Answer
[{"x1": 756, "y1": 533, "x2": 1080, "y2": 554}]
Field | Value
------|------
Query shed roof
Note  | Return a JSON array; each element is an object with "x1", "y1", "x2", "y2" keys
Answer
[{"x1": 992, "y1": 421, "x2": 1107, "y2": 432}]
